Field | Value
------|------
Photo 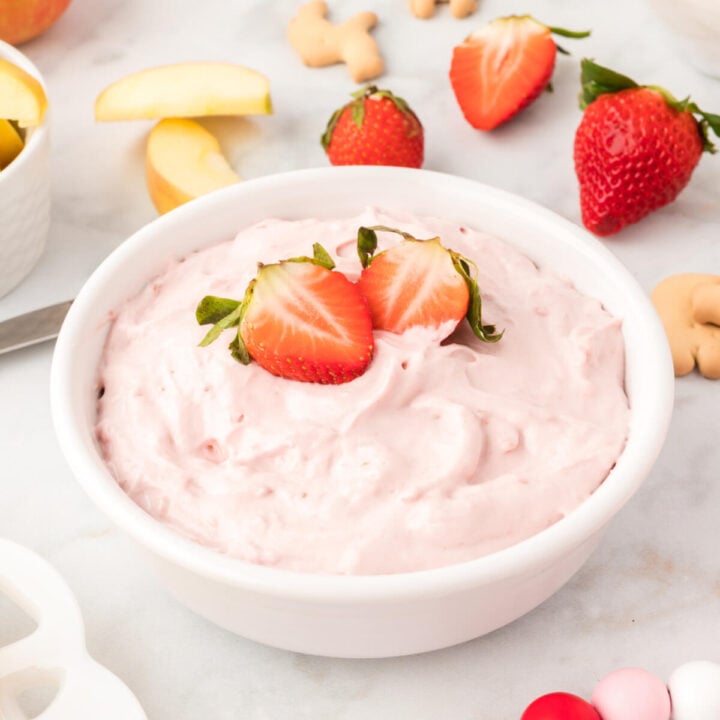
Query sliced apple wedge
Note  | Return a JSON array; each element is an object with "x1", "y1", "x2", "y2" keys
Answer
[
  {"x1": 0, "y1": 120, "x2": 24, "y2": 169},
  {"x1": 95, "y1": 62, "x2": 272, "y2": 122},
  {"x1": 0, "y1": 59, "x2": 48, "y2": 128},
  {"x1": 146, "y1": 118, "x2": 241, "y2": 214}
]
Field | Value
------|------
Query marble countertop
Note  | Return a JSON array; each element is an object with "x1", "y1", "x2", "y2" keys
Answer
[{"x1": 2, "y1": 0, "x2": 720, "y2": 717}]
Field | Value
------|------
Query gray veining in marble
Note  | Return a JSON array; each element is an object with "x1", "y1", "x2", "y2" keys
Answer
[{"x1": 1, "y1": 0, "x2": 720, "y2": 718}]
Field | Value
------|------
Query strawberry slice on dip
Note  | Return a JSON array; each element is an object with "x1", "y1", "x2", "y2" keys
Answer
[
  {"x1": 449, "y1": 15, "x2": 589, "y2": 131},
  {"x1": 196, "y1": 244, "x2": 374, "y2": 384},
  {"x1": 355, "y1": 225, "x2": 502, "y2": 342}
]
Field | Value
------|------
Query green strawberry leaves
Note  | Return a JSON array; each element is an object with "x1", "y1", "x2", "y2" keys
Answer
[
  {"x1": 357, "y1": 226, "x2": 378, "y2": 268},
  {"x1": 579, "y1": 59, "x2": 638, "y2": 109},
  {"x1": 356, "y1": 225, "x2": 503, "y2": 343},
  {"x1": 450, "y1": 253, "x2": 503, "y2": 343},
  {"x1": 357, "y1": 225, "x2": 416, "y2": 268},
  {"x1": 197, "y1": 293, "x2": 250, "y2": 362},
  {"x1": 196, "y1": 295, "x2": 241, "y2": 326},
  {"x1": 579, "y1": 58, "x2": 720, "y2": 153},
  {"x1": 682, "y1": 102, "x2": 720, "y2": 153},
  {"x1": 286, "y1": 242, "x2": 336, "y2": 270}
]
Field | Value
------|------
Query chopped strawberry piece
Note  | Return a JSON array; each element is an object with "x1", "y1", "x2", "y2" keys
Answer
[
  {"x1": 242, "y1": 262, "x2": 373, "y2": 383},
  {"x1": 357, "y1": 238, "x2": 468, "y2": 334},
  {"x1": 196, "y1": 244, "x2": 374, "y2": 384},
  {"x1": 355, "y1": 225, "x2": 502, "y2": 343}
]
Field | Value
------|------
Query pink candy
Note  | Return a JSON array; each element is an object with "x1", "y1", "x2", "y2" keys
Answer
[
  {"x1": 520, "y1": 660, "x2": 720, "y2": 720},
  {"x1": 591, "y1": 668, "x2": 670, "y2": 720}
]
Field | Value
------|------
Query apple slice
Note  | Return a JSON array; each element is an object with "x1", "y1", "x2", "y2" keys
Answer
[
  {"x1": 146, "y1": 118, "x2": 241, "y2": 214},
  {"x1": 95, "y1": 62, "x2": 272, "y2": 121},
  {"x1": 0, "y1": 120, "x2": 24, "y2": 169},
  {"x1": 0, "y1": 59, "x2": 48, "y2": 128}
]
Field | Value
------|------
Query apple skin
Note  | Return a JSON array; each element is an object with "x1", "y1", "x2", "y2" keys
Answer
[{"x1": 0, "y1": 0, "x2": 73, "y2": 45}]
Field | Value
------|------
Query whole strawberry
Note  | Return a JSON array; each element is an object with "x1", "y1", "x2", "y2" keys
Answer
[
  {"x1": 574, "y1": 59, "x2": 720, "y2": 236},
  {"x1": 321, "y1": 85, "x2": 424, "y2": 168}
]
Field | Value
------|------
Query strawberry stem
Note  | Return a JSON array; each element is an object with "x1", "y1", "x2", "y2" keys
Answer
[
  {"x1": 546, "y1": 25, "x2": 591, "y2": 39},
  {"x1": 544, "y1": 21, "x2": 590, "y2": 56}
]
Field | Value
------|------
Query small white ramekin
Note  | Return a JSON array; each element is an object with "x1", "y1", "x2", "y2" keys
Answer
[
  {"x1": 0, "y1": 41, "x2": 50, "y2": 299},
  {"x1": 50, "y1": 167, "x2": 674, "y2": 658}
]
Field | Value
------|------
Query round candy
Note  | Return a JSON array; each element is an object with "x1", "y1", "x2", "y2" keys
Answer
[
  {"x1": 521, "y1": 692, "x2": 600, "y2": 720},
  {"x1": 591, "y1": 667, "x2": 670, "y2": 720},
  {"x1": 668, "y1": 660, "x2": 720, "y2": 720}
]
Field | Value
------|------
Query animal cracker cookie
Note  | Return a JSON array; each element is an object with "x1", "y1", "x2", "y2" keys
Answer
[
  {"x1": 652, "y1": 273, "x2": 720, "y2": 379},
  {"x1": 409, "y1": 0, "x2": 478, "y2": 19},
  {"x1": 287, "y1": 0, "x2": 383, "y2": 83}
]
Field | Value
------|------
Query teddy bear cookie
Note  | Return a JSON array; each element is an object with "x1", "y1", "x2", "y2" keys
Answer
[
  {"x1": 652, "y1": 273, "x2": 720, "y2": 379},
  {"x1": 287, "y1": 0, "x2": 383, "y2": 83},
  {"x1": 409, "y1": 0, "x2": 478, "y2": 19}
]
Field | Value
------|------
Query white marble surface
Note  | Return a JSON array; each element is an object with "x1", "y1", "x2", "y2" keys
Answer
[{"x1": 2, "y1": 0, "x2": 720, "y2": 717}]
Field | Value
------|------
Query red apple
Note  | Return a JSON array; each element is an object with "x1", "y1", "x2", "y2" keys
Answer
[{"x1": 0, "y1": 0, "x2": 72, "y2": 45}]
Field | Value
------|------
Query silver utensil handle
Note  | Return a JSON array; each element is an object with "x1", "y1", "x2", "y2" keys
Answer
[{"x1": 0, "y1": 300, "x2": 72, "y2": 356}]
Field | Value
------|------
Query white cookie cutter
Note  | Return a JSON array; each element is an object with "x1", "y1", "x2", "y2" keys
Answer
[{"x1": 0, "y1": 538, "x2": 146, "y2": 720}]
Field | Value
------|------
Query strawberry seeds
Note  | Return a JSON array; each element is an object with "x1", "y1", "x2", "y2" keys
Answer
[{"x1": 196, "y1": 227, "x2": 501, "y2": 384}]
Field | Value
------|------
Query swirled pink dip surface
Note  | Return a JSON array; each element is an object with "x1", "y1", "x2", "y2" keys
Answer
[{"x1": 96, "y1": 209, "x2": 629, "y2": 575}]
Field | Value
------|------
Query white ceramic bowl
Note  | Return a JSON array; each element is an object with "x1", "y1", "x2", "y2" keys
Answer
[
  {"x1": 0, "y1": 41, "x2": 50, "y2": 299},
  {"x1": 50, "y1": 167, "x2": 674, "y2": 658}
]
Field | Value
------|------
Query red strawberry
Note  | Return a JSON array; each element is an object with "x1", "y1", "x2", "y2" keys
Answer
[
  {"x1": 574, "y1": 59, "x2": 720, "y2": 236},
  {"x1": 355, "y1": 225, "x2": 502, "y2": 342},
  {"x1": 321, "y1": 85, "x2": 424, "y2": 168},
  {"x1": 196, "y1": 244, "x2": 374, "y2": 384},
  {"x1": 449, "y1": 15, "x2": 589, "y2": 131}
]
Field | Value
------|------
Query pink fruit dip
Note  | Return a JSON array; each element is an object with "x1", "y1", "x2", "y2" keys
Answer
[{"x1": 95, "y1": 209, "x2": 630, "y2": 575}]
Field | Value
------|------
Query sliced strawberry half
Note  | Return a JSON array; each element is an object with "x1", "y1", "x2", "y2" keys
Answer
[
  {"x1": 449, "y1": 15, "x2": 589, "y2": 131},
  {"x1": 355, "y1": 225, "x2": 502, "y2": 342},
  {"x1": 196, "y1": 244, "x2": 374, "y2": 384}
]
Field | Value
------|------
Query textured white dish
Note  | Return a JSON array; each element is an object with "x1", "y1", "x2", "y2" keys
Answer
[
  {"x1": 0, "y1": 41, "x2": 50, "y2": 299},
  {"x1": 50, "y1": 167, "x2": 674, "y2": 658},
  {"x1": 0, "y1": 538, "x2": 146, "y2": 719}
]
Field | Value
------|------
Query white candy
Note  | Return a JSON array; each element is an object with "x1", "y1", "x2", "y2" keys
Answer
[{"x1": 668, "y1": 661, "x2": 720, "y2": 720}]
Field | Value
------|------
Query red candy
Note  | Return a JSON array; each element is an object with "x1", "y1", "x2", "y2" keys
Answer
[{"x1": 521, "y1": 692, "x2": 601, "y2": 720}]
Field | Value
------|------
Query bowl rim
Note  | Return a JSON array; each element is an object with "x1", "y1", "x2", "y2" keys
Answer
[
  {"x1": 50, "y1": 166, "x2": 675, "y2": 603},
  {"x1": 0, "y1": 40, "x2": 49, "y2": 185}
]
